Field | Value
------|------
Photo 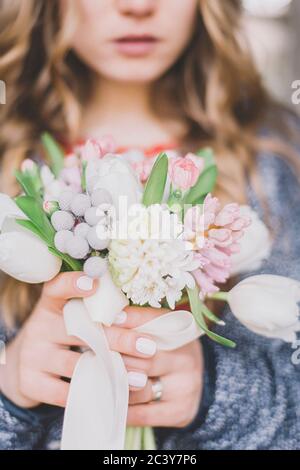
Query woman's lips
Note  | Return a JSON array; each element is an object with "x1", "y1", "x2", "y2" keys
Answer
[{"x1": 113, "y1": 35, "x2": 159, "y2": 57}]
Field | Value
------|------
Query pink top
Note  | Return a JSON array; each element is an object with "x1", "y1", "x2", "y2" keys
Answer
[
  {"x1": 116, "y1": 142, "x2": 178, "y2": 157},
  {"x1": 63, "y1": 139, "x2": 178, "y2": 158}
]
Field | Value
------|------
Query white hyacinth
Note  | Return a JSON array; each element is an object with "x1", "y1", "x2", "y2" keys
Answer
[{"x1": 109, "y1": 205, "x2": 200, "y2": 309}]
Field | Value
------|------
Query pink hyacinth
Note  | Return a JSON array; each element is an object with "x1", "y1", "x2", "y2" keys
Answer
[
  {"x1": 184, "y1": 193, "x2": 251, "y2": 298},
  {"x1": 169, "y1": 153, "x2": 204, "y2": 191}
]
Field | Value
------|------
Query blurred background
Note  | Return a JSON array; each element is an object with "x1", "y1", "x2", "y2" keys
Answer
[{"x1": 242, "y1": 0, "x2": 299, "y2": 110}]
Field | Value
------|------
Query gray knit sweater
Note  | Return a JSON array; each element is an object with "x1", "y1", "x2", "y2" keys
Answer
[{"x1": 0, "y1": 140, "x2": 300, "y2": 450}]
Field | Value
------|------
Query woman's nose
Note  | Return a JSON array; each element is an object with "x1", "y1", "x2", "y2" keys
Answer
[{"x1": 117, "y1": 0, "x2": 156, "y2": 18}]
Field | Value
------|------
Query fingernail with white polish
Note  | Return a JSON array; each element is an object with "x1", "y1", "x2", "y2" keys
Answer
[
  {"x1": 128, "y1": 371, "x2": 148, "y2": 388},
  {"x1": 136, "y1": 338, "x2": 157, "y2": 357},
  {"x1": 77, "y1": 276, "x2": 94, "y2": 291},
  {"x1": 114, "y1": 310, "x2": 127, "y2": 325}
]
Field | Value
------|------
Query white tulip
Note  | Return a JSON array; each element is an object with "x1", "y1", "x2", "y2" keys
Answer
[
  {"x1": 0, "y1": 193, "x2": 62, "y2": 283},
  {"x1": 228, "y1": 275, "x2": 300, "y2": 342},
  {"x1": 231, "y1": 206, "x2": 272, "y2": 275},
  {"x1": 86, "y1": 155, "x2": 142, "y2": 214},
  {"x1": 0, "y1": 194, "x2": 26, "y2": 230},
  {"x1": 0, "y1": 230, "x2": 62, "y2": 283}
]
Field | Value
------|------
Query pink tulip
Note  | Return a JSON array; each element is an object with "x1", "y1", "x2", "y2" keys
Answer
[
  {"x1": 169, "y1": 153, "x2": 204, "y2": 191},
  {"x1": 132, "y1": 157, "x2": 155, "y2": 183},
  {"x1": 80, "y1": 140, "x2": 103, "y2": 161},
  {"x1": 98, "y1": 135, "x2": 117, "y2": 155},
  {"x1": 80, "y1": 136, "x2": 117, "y2": 162}
]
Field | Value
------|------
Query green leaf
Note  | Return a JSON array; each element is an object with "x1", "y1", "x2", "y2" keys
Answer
[
  {"x1": 142, "y1": 153, "x2": 168, "y2": 206},
  {"x1": 61, "y1": 261, "x2": 73, "y2": 272},
  {"x1": 15, "y1": 219, "x2": 47, "y2": 242},
  {"x1": 182, "y1": 147, "x2": 217, "y2": 206},
  {"x1": 15, "y1": 195, "x2": 83, "y2": 274},
  {"x1": 48, "y1": 247, "x2": 82, "y2": 272},
  {"x1": 209, "y1": 291, "x2": 229, "y2": 302},
  {"x1": 183, "y1": 165, "x2": 217, "y2": 206},
  {"x1": 81, "y1": 160, "x2": 88, "y2": 192},
  {"x1": 201, "y1": 303, "x2": 225, "y2": 326},
  {"x1": 14, "y1": 196, "x2": 55, "y2": 245},
  {"x1": 16, "y1": 220, "x2": 80, "y2": 272},
  {"x1": 41, "y1": 132, "x2": 64, "y2": 178},
  {"x1": 187, "y1": 287, "x2": 236, "y2": 348},
  {"x1": 15, "y1": 169, "x2": 42, "y2": 199}
]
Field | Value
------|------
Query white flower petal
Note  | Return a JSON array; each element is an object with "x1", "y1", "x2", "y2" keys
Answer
[
  {"x1": 228, "y1": 274, "x2": 300, "y2": 342},
  {"x1": 0, "y1": 229, "x2": 61, "y2": 283},
  {"x1": 0, "y1": 194, "x2": 27, "y2": 231},
  {"x1": 231, "y1": 206, "x2": 272, "y2": 275}
]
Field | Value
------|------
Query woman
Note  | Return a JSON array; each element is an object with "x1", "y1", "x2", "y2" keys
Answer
[{"x1": 0, "y1": 0, "x2": 299, "y2": 450}]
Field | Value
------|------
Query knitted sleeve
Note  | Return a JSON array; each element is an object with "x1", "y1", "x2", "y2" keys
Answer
[{"x1": 156, "y1": 150, "x2": 300, "y2": 450}]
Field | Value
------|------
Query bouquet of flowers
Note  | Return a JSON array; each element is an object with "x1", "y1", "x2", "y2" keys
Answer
[{"x1": 0, "y1": 133, "x2": 299, "y2": 450}]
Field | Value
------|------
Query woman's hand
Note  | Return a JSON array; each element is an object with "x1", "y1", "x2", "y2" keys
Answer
[
  {"x1": 0, "y1": 272, "x2": 203, "y2": 428},
  {"x1": 120, "y1": 306, "x2": 204, "y2": 428},
  {"x1": 0, "y1": 272, "x2": 158, "y2": 409}
]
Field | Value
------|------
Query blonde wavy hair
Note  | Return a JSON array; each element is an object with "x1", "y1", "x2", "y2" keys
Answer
[{"x1": 0, "y1": 0, "x2": 299, "y2": 327}]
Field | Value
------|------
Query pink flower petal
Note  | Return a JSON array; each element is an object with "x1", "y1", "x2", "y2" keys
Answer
[
  {"x1": 208, "y1": 228, "x2": 232, "y2": 246},
  {"x1": 193, "y1": 270, "x2": 219, "y2": 298},
  {"x1": 214, "y1": 203, "x2": 240, "y2": 226},
  {"x1": 169, "y1": 155, "x2": 203, "y2": 191},
  {"x1": 204, "y1": 263, "x2": 231, "y2": 283},
  {"x1": 98, "y1": 135, "x2": 117, "y2": 155},
  {"x1": 203, "y1": 193, "x2": 220, "y2": 215}
]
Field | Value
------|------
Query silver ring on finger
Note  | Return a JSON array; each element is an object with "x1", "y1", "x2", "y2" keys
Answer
[{"x1": 151, "y1": 378, "x2": 163, "y2": 402}]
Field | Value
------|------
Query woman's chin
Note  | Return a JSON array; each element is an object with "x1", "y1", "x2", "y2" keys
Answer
[{"x1": 95, "y1": 61, "x2": 171, "y2": 85}]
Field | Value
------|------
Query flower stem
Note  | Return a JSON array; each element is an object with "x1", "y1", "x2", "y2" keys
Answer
[
  {"x1": 209, "y1": 291, "x2": 229, "y2": 302},
  {"x1": 125, "y1": 427, "x2": 143, "y2": 450},
  {"x1": 125, "y1": 426, "x2": 156, "y2": 450},
  {"x1": 142, "y1": 427, "x2": 156, "y2": 450},
  {"x1": 125, "y1": 427, "x2": 134, "y2": 450}
]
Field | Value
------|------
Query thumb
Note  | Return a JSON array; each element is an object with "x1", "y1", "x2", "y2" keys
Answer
[{"x1": 42, "y1": 272, "x2": 99, "y2": 310}]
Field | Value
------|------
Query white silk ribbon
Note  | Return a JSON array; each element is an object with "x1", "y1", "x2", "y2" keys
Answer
[{"x1": 61, "y1": 297, "x2": 203, "y2": 450}]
